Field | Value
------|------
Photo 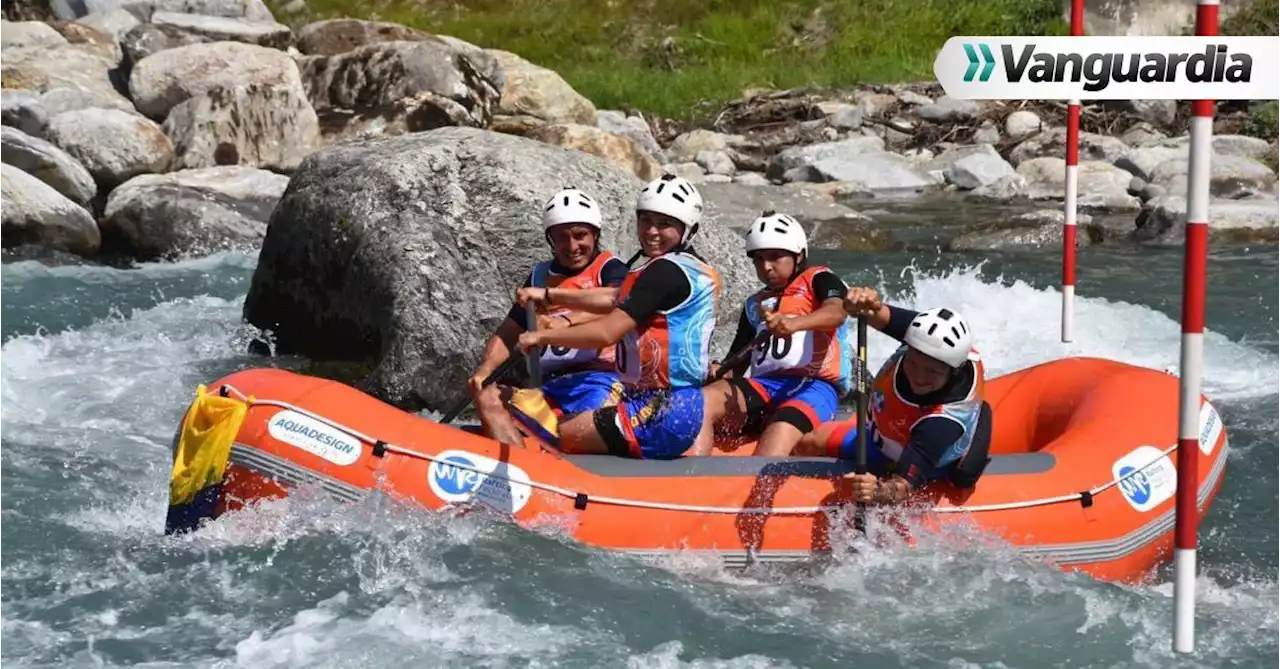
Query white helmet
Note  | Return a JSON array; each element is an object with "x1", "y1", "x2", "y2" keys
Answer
[
  {"x1": 542, "y1": 189, "x2": 603, "y2": 232},
  {"x1": 904, "y1": 307, "x2": 974, "y2": 369},
  {"x1": 636, "y1": 174, "x2": 704, "y2": 243},
  {"x1": 745, "y1": 212, "x2": 807, "y2": 255}
]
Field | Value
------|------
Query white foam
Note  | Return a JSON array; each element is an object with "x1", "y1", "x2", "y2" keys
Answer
[
  {"x1": 869, "y1": 265, "x2": 1278, "y2": 401},
  {"x1": 232, "y1": 590, "x2": 616, "y2": 668},
  {"x1": 1, "y1": 294, "x2": 257, "y2": 437},
  {"x1": 0, "y1": 255, "x2": 1273, "y2": 669},
  {"x1": 626, "y1": 641, "x2": 798, "y2": 669},
  {"x1": 0, "y1": 251, "x2": 257, "y2": 285}
]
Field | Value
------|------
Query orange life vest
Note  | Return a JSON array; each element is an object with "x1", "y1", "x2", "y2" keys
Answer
[
  {"x1": 529, "y1": 251, "x2": 619, "y2": 374},
  {"x1": 868, "y1": 345, "x2": 987, "y2": 471},
  {"x1": 742, "y1": 265, "x2": 853, "y2": 393}
]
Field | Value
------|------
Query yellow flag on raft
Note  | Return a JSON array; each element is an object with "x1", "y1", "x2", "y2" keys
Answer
[{"x1": 165, "y1": 384, "x2": 250, "y2": 534}]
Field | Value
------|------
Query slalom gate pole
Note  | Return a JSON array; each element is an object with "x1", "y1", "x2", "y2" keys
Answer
[
  {"x1": 1062, "y1": 0, "x2": 1084, "y2": 343},
  {"x1": 1173, "y1": 0, "x2": 1218, "y2": 654}
]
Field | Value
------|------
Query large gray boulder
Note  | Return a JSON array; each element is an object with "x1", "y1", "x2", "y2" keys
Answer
[
  {"x1": 163, "y1": 81, "x2": 320, "y2": 172},
  {"x1": 128, "y1": 41, "x2": 302, "y2": 120},
  {"x1": 1, "y1": 125, "x2": 97, "y2": 206},
  {"x1": 242, "y1": 127, "x2": 757, "y2": 411},
  {"x1": 1, "y1": 163, "x2": 100, "y2": 256},
  {"x1": 44, "y1": 107, "x2": 172, "y2": 193},
  {"x1": 149, "y1": 11, "x2": 293, "y2": 49},
  {"x1": 100, "y1": 165, "x2": 289, "y2": 260},
  {"x1": 1148, "y1": 154, "x2": 1277, "y2": 200},
  {"x1": 1009, "y1": 128, "x2": 1130, "y2": 166},
  {"x1": 294, "y1": 17, "x2": 434, "y2": 56},
  {"x1": 0, "y1": 19, "x2": 69, "y2": 49},
  {"x1": 0, "y1": 41, "x2": 133, "y2": 112},
  {"x1": 297, "y1": 39, "x2": 503, "y2": 144},
  {"x1": 47, "y1": 0, "x2": 275, "y2": 21},
  {"x1": 1133, "y1": 195, "x2": 1278, "y2": 245},
  {"x1": 949, "y1": 209, "x2": 1099, "y2": 251}
]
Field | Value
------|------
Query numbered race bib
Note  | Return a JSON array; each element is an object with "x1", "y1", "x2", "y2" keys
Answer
[
  {"x1": 539, "y1": 344, "x2": 597, "y2": 373},
  {"x1": 749, "y1": 329, "x2": 816, "y2": 377},
  {"x1": 617, "y1": 332, "x2": 641, "y2": 384}
]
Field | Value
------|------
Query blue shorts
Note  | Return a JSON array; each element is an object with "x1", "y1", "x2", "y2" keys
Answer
[
  {"x1": 610, "y1": 386, "x2": 705, "y2": 459},
  {"x1": 507, "y1": 370, "x2": 623, "y2": 444},
  {"x1": 741, "y1": 375, "x2": 839, "y2": 433},
  {"x1": 542, "y1": 370, "x2": 624, "y2": 414}
]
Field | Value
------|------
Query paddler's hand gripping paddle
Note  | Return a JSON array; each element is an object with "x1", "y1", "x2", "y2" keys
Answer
[
  {"x1": 441, "y1": 251, "x2": 642, "y2": 424},
  {"x1": 441, "y1": 307, "x2": 540, "y2": 425}
]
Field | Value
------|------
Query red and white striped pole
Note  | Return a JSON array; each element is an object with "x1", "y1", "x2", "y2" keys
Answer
[
  {"x1": 1174, "y1": 0, "x2": 1218, "y2": 654},
  {"x1": 1062, "y1": 0, "x2": 1084, "y2": 343}
]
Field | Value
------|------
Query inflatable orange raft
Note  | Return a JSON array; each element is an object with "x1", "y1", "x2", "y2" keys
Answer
[{"x1": 167, "y1": 357, "x2": 1229, "y2": 583}]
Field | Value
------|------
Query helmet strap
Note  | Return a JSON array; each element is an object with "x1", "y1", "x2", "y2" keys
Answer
[{"x1": 791, "y1": 251, "x2": 808, "y2": 280}]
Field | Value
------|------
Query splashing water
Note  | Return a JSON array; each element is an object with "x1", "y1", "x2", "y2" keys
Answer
[{"x1": 2, "y1": 251, "x2": 1275, "y2": 668}]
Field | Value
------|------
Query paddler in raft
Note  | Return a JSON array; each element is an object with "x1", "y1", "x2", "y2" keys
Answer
[
  {"x1": 795, "y1": 289, "x2": 994, "y2": 504},
  {"x1": 694, "y1": 212, "x2": 853, "y2": 457},
  {"x1": 492, "y1": 174, "x2": 723, "y2": 459},
  {"x1": 468, "y1": 188, "x2": 630, "y2": 449}
]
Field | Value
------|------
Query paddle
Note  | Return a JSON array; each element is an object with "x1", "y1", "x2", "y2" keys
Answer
[
  {"x1": 706, "y1": 330, "x2": 772, "y2": 384},
  {"x1": 442, "y1": 249, "x2": 641, "y2": 425},
  {"x1": 525, "y1": 303, "x2": 543, "y2": 386},
  {"x1": 853, "y1": 316, "x2": 870, "y2": 534},
  {"x1": 440, "y1": 352, "x2": 525, "y2": 424}
]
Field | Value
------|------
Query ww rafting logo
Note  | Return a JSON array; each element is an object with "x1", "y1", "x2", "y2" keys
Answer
[
  {"x1": 935, "y1": 36, "x2": 1280, "y2": 100},
  {"x1": 1111, "y1": 445, "x2": 1177, "y2": 513},
  {"x1": 427, "y1": 450, "x2": 534, "y2": 513}
]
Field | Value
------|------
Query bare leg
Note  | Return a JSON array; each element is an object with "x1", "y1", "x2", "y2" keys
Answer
[
  {"x1": 557, "y1": 411, "x2": 613, "y2": 454},
  {"x1": 752, "y1": 421, "x2": 805, "y2": 457},
  {"x1": 475, "y1": 384, "x2": 526, "y2": 449},
  {"x1": 694, "y1": 379, "x2": 754, "y2": 455},
  {"x1": 792, "y1": 421, "x2": 840, "y2": 457},
  {"x1": 691, "y1": 386, "x2": 722, "y2": 456}
]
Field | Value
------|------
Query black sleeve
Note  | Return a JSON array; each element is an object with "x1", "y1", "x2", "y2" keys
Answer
[
  {"x1": 726, "y1": 308, "x2": 755, "y2": 362},
  {"x1": 882, "y1": 304, "x2": 920, "y2": 343},
  {"x1": 617, "y1": 259, "x2": 692, "y2": 325},
  {"x1": 895, "y1": 415, "x2": 966, "y2": 487},
  {"x1": 505, "y1": 274, "x2": 534, "y2": 331},
  {"x1": 599, "y1": 257, "x2": 629, "y2": 288},
  {"x1": 811, "y1": 270, "x2": 848, "y2": 302}
]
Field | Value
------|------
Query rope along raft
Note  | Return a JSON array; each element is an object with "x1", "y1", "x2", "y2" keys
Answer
[{"x1": 218, "y1": 384, "x2": 1184, "y2": 516}]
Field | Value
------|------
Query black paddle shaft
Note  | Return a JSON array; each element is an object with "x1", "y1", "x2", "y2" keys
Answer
[
  {"x1": 440, "y1": 353, "x2": 522, "y2": 424},
  {"x1": 525, "y1": 303, "x2": 543, "y2": 386},
  {"x1": 707, "y1": 330, "x2": 771, "y2": 384},
  {"x1": 441, "y1": 253, "x2": 641, "y2": 425},
  {"x1": 854, "y1": 316, "x2": 869, "y2": 532}
]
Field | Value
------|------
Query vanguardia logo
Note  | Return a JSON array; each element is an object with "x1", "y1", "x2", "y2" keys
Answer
[
  {"x1": 935, "y1": 36, "x2": 1279, "y2": 101},
  {"x1": 1001, "y1": 44, "x2": 1251, "y2": 92},
  {"x1": 963, "y1": 44, "x2": 996, "y2": 82}
]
